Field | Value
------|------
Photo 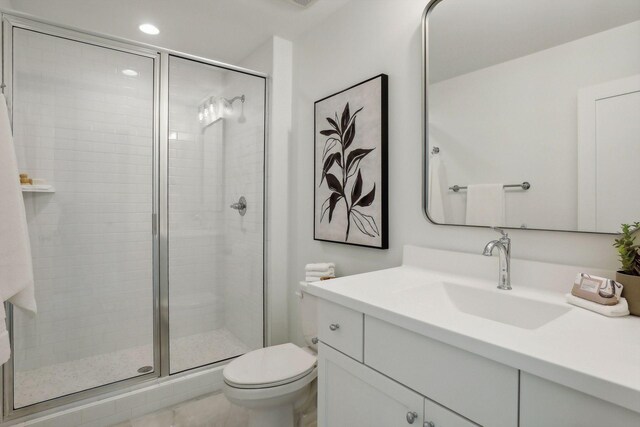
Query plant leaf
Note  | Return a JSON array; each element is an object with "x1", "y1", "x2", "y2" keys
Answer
[
  {"x1": 328, "y1": 192, "x2": 342, "y2": 223},
  {"x1": 325, "y1": 173, "x2": 343, "y2": 195},
  {"x1": 343, "y1": 117, "x2": 356, "y2": 149},
  {"x1": 351, "y1": 170, "x2": 363, "y2": 203},
  {"x1": 340, "y1": 103, "x2": 350, "y2": 132},
  {"x1": 350, "y1": 209, "x2": 379, "y2": 238},
  {"x1": 322, "y1": 137, "x2": 339, "y2": 160},
  {"x1": 319, "y1": 196, "x2": 331, "y2": 223},
  {"x1": 343, "y1": 107, "x2": 363, "y2": 135},
  {"x1": 326, "y1": 117, "x2": 340, "y2": 133},
  {"x1": 320, "y1": 152, "x2": 342, "y2": 185},
  {"x1": 346, "y1": 148, "x2": 375, "y2": 174},
  {"x1": 355, "y1": 183, "x2": 376, "y2": 207},
  {"x1": 320, "y1": 129, "x2": 338, "y2": 136}
]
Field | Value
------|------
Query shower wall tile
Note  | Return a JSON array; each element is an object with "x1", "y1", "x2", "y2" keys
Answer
[
  {"x1": 168, "y1": 95, "x2": 226, "y2": 345},
  {"x1": 221, "y1": 72, "x2": 265, "y2": 350},
  {"x1": 11, "y1": 29, "x2": 155, "y2": 385}
]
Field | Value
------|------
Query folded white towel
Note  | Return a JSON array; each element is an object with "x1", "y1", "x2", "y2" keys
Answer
[
  {"x1": 465, "y1": 184, "x2": 505, "y2": 226},
  {"x1": 565, "y1": 293, "x2": 629, "y2": 317},
  {"x1": 0, "y1": 94, "x2": 37, "y2": 365},
  {"x1": 305, "y1": 268, "x2": 335, "y2": 278},
  {"x1": 305, "y1": 262, "x2": 335, "y2": 272},
  {"x1": 305, "y1": 277, "x2": 321, "y2": 283}
]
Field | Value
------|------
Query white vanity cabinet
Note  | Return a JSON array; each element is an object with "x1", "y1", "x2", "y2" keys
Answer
[
  {"x1": 520, "y1": 373, "x2": 640, "y2": 427},
  {"x1": 318, "y1": 343, "x2": 477, "y2": 427},
  {"x1": 315, "y1": 296, "x2": 640, "y2": 427}
]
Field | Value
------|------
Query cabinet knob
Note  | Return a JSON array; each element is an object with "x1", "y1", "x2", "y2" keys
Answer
[
  {"x1": 424, "y1": 422, "x2": 435, "y2": 427},
  {"x1": 406, "y1": 411, "x2": 418, "y2": 424},
  {"x1": 329, "y1": 323, "x2": 340, "y2": 331}
]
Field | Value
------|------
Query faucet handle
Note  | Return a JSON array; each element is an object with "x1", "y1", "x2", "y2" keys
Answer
[{"x1": 492, "y1": 226, "x2": 508, "y2": 238}]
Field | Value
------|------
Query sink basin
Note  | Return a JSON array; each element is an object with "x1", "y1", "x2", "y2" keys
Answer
[{"x1": 443, "y1": 282, "x2": 571, "y2": 330}]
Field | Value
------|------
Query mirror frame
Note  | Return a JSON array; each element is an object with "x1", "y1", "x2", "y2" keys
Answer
[{"x1": 421, "y1": 0, "x2": 618, "y2": 235}]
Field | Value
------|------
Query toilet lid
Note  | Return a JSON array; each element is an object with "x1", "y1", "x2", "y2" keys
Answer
[{"x1": 223, "y1": 343, "x2": 317, "y2": 388}]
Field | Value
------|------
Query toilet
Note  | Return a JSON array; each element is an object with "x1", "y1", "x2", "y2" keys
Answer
[{"x1": 223, "y1": 282, "x2": 318, "y2": 427}]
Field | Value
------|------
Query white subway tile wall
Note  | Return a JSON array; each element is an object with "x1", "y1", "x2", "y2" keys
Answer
[
  {"x1": 167, "y1": 57, "x2": 265, "y2": 373},
  {"x1": 11, "y1": 28, "x2": 155, "y2": 407}
]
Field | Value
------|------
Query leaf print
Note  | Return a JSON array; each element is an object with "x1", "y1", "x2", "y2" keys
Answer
[
  {"x1": 342, "y1": 117, "x2": 356, "y2": 149},
  {"x1": 355, "y1": 183, "x2": 375, "y2": 207},
  {"x1": 340, "y1": 102, "x2": 351, "y2": 132},
  {"x1": 325, "y1": 173, "x2": 343, "y2": 195},
  {"x1": 320, "y1": 152, "x2": 342, "y2": 185},
  {"x1": 320, "y1": 129, "x2": 338, "y2": 136},
  {"x1": 328, "y1": 192, "x2": 342, "y2": 222},
  {"x1": 351, "y1": 209, "x2": 380, "y2": 236},
  {"x1": 343, "y1": 107, "x2": 363, "y2": 136},
  {"x1": 326, "y1": 117, "x2": 340, "y2": 133},
  {"x1": 351, "y1": 170, "x2": 363, "y2": 203},
  {"x1": 346, "y1": 148, "x2": 374, "y2": 175},
  {"x1": 318, "y1": 101, "x2": 378, "y2": 243},
  {"x1": 322, "y1": 137, "x2": 339, "y2": 160}
]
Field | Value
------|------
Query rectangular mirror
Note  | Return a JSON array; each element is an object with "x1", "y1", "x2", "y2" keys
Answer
[{"x1": 423, "y1": 0, "x2": 640, "y2": 233}]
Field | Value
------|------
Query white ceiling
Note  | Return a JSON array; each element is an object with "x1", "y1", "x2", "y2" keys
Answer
[
  {"x1": 2, "y1": 0, "x2": 352, "y2": 66},
  {"x1": 429, "y1": 0, "x2": 640, "y2": 82}
]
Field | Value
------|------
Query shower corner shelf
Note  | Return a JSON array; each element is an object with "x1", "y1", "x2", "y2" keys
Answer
[{"x1": 21, "y1": 185, "x2": 55, "y2": 193}]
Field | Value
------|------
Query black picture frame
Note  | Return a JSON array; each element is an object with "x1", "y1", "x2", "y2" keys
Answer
[{"x1": 313, "y1": 74, "x2": 388, "y2": 249}]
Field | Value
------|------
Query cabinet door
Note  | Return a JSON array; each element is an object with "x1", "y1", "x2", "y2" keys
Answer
[
  {"x1": 318, "y1": 343, "x2": 424, "y2": 427},
  {"x1": 520, "y1": 373, "x2": 640, "y2": 426}
]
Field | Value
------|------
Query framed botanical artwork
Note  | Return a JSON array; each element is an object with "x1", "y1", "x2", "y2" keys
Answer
[{"x1": 313, "y1": 74, "x2": 388, "y2": 249}]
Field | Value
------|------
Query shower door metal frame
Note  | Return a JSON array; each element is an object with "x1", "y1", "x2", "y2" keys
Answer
[
  {"x1": 0, "y1": 9, "x2": 269, "y2": 422},
  {"x1": 0, "y1": 13, "x2": 163, "y2": 420}
]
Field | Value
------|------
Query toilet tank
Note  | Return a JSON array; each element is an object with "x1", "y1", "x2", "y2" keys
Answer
[{"x1": 296, "y1": 281, "x2": 318, "y2": 351}]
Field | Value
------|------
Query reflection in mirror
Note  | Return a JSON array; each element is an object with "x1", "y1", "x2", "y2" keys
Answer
[{"x1": 424, "y1": 0, "x2": 640, "y2": 233}]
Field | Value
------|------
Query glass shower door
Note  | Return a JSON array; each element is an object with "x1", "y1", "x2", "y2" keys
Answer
[
  {"x1": 167, "y1": 56, "x2": 265, "y2": 373},
  {"x1": 10, "y1": 28, "x2": 157, "y2": 408}
]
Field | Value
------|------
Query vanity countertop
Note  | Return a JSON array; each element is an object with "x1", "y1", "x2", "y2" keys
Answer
[{"x1": 307, "y1": 246, "x2": 640, "y2": 413}]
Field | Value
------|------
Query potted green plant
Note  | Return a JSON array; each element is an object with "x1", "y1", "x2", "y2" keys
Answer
[{"x1": 613, "y1": 222, "x2": 640, "y2": 316}]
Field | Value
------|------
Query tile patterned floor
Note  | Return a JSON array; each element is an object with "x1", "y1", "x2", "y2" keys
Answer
[
  {"x1": 113, "y1": 392, "x2": 249, "y2": 427},
  {"x1": 15, "y1": 328, "x2": 250, "y2": 408},
  {"x1": 114, "y1": 391, "x2": 318, "y2": 427}
]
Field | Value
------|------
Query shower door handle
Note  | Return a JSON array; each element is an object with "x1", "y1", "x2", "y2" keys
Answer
[{"x1": 230, "y1": 196, "x2": 247, "y2": 216}]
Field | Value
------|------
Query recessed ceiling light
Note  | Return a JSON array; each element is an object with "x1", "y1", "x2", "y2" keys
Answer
[
  {"x1": 139, "y1": 23, "x2": 159, "y2": 35},
  {"x1": 122, "y1": 69, "x2": 138, "y2": 77}
]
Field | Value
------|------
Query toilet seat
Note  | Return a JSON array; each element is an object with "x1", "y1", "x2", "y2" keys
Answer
[{"x1": 223, "y1": 343, "x2": 317, "y2": 389}]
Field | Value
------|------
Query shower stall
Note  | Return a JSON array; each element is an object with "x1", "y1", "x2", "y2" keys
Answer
[{"x1": 1, "y1": 13, "x2": 266, "y2": 419}]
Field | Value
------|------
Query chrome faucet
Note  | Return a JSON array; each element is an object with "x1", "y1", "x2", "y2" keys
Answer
[{"x1": 482, "y1": 227, "x2": 512, "y2": 290}]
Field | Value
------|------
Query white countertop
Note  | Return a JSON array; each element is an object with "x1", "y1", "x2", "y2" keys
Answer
[{"x1": 307, "y1": 246, "x2": 640, "y2": 413}]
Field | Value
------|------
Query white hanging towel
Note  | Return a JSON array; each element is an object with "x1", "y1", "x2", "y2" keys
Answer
[
  {"x1": 465, "y1": 184, "x2": 505, "y2": 226},
  {"x1": 428, "y1": 153, "x2": 445, "y2": 223},
  {"x1": 0, "y1": 94, "x2": 37, "y2": 365}
]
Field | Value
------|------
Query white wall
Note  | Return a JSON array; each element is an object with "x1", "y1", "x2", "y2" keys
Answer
[
  {"x1": 429, "y1": 21, "x2": 640, "y2": 230},
  {"x1": 289, "y1": 0, "x2": 620, "y2": 344}
]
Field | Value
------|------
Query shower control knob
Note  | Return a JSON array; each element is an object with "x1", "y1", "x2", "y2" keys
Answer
[
  {"x1": 230, "y1": 196, "x2": 247, "y2": 216},
  {"x1": 424, "y1": 422, "x2": 435, "y2": 427},
  {"x1": 329, "y1": 323, "x2": 340, "y2": 331},
  {"x1": 406, "y1": 411, "x2": 418, "y2": 424},
  {"x1": 311, "y1": 337, "x2": 319, "y2": 344}
]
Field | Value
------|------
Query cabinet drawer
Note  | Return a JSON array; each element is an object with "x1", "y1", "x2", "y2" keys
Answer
[
  {"x1": 318, "y1": 299, "x2": 363, "y2": 362},
  {"x1": 424, "y1": 399, "x2": 479, "y2": 427},
  {"x1": 364, "y1": 316, "x2": 518, "y2": 427}
]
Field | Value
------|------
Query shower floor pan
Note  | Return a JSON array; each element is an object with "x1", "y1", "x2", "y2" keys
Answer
[{"x1": 14, "y1": 328, "x2": 250, "y2": 408}]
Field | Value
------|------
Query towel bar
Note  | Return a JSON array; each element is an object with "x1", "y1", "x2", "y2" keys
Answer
[{"x1": 449, "y1": 182, "x2": 530, "y2": 192}]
